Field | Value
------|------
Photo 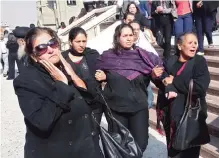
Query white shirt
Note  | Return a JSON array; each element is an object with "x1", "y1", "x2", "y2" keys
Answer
[
  {"x1": 135, "y1": 31, "x2": 158, "y2": 56},
  {"x1": 0, "y1": 40, "x2": 7, "y2": 54}
]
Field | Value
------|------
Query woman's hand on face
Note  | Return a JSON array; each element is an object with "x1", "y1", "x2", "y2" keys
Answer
[
  {"x1": 151, "y1": 66, "x2": 164, "y2": 79},
  {"x1": 95, "y1": 70, "x2": 106, "y2": 81},
  {"x1": 59, "y1": 54, "x2": 77, "y2": 78},
  {"x1": 163, "y1": 75, "x2": 174, "y2": 86},
  {"x1": 39, "y1": 60, "x2": 68, "y2": 84},
  {"x1": 165, "y1": 91, "x2": 177, "y2": 99}
]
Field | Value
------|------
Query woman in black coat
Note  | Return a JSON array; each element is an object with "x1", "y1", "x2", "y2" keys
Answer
[
  {"x1": 13, "y1": 27, "x2": 104, "y2": 158},
  {"x1": 156, "y1": 32, "x2": 210, "y2": 158},
  {"x1": 95, "y1": 23, "x2": 164, "y2": 153},
  {"x1": 6, "y1": 33, "x2": 19, "y2": 80},
  {"x1": 126, "y1": 2, "x2": 150, "y2": 30},
  {"x1": 62, "y1": 27, "x2": 103, "y2": 126}
]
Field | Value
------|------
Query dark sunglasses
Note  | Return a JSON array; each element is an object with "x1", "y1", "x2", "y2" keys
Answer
[{"x1": 34, "y1": 38, "x2": 59, "y2": 56}]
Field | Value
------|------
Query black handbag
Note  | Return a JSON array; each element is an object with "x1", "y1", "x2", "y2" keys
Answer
[
  {"x1": 93, "y1": 91, "x2": 143, "y2": 158},
  {"x1": 172, "y1": 79, "x2": 205, "y2": 150}
]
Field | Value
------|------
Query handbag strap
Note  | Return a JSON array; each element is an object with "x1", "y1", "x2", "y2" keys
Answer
[
  {"x1": 185, "y1": 79, "x2": 194, "y2": 108},
  {"x1": 176, "y1": 62, "x2": 186, "y2": 76},
  {"x1": 91, "y1": 88, "x2": 115, "y2": 125}
]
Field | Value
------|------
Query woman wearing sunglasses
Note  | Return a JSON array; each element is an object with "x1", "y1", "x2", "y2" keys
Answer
[{"x1": 13, "y1": 27, "x2": 104, "y2": 158}]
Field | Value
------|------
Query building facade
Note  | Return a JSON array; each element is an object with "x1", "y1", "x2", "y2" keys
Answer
[{"x1": 36, "y1": 0, "x2": 84, "y2": 30}]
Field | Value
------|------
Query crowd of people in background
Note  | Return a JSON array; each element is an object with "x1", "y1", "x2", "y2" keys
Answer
[
  {"x1": 0, "y1": 24, "x2": 35, "y2": 80},
  {"x1": 0, "y1": 1, "x2": 218, "y2": 158}
]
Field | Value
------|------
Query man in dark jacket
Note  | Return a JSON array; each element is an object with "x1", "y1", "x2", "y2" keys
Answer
[{"x1": 13, "y1": 26, "x2": 30, "y2": 73}]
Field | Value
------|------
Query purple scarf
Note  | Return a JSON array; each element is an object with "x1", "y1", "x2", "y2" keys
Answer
[{"x1": 96, "y1": 47, "x2": 163, "y2": 80}]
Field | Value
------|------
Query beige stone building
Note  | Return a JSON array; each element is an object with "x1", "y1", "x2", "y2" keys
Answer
[{"x1": 36, "y1": 0, "x2": 84, "y2": 30}]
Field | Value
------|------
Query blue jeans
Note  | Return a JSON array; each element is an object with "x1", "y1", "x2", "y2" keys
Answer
[
  {"x1": 174, "y1": 13, "x2": 193, "y2": 40},
  {"x1": 147, "y1": 85, "x2": 154, "y2": 108}
]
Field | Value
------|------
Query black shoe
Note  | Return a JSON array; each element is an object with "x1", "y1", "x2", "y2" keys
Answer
[{"x1": 3, "y1": 74, "x2": 7, "y2": 77}]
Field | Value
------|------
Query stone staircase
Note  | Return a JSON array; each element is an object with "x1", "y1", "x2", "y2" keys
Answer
[{"x1": 150, "y1": 46, "x2": 219, "y2": 158}]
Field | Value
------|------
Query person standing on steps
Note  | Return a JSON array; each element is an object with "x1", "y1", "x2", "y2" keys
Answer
[
  {"x1": 157, "y1": 32, "x2": 210, "y2": 158},
  {"x1": 151, "y1": 0, "x2": 174, "y2": 59},
  {"x1": 173, "y1": 0, "x2": 193, "y2": 40},
  {"x1": 194, "y1": 1, "x2": 219, "y2": 55}
]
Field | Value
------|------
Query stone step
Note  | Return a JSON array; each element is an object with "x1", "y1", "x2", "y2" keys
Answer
[
  {"x1": 205, "y1": 56, "x2": 219, "y2": 68},
  {"x1": 148, "y1": 108, "x2": 219, "y2": 158},
  {"x1": 209, "y1": 67, "x2": 219, "y2": 81},
  {"x1": 206, "y1": 112, "x2": 219, "y2": 138},
  {"x1": 201, "y1": 135, "x2": 219, "y2": 158},
  {"x1": 206, "y1": 94, "x2": 219, "y2": 115},
  {"x1": 204, "y1": 48, "x2": 219, "y2": 57},
  {"x1": 208, "y1": 80, "x2": 219, "y2": 97}
]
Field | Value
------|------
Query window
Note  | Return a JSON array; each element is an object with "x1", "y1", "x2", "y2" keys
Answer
[{"x1": 67, "y1": 0, "x2": 76, "y2": 6}]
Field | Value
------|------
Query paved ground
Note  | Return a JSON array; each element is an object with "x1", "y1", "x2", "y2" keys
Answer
[{"x1": 0, "y1": 76, "x2": 167, "y2": 158}]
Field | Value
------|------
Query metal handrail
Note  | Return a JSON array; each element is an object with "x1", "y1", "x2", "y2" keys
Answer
[
  {"x1": 59, "y1": 5, "x2": 117, "y2": 51},
  {"x1": 58, "y1": 5, "x2": 116, "y2": 36}
]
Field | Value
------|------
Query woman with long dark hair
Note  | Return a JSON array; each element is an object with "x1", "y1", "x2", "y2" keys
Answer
[
  {"x1": 95, "y1": 23, "x2": 164, "y2": 153},
  {"x1": 6, "y1": 33, "x2": 19, "y2": 80},
  {"x1": 157, "y1": 32, "x2": 210, "y2": 158},
  {"x1": 62, "y1": 27, "x2": 103, "y2": 126},
  {"x1": 13, "y1": 27, "x2": 104, "y2": 158},
  {"x1": 126, "y1": 2, "x2": 150, "y2": 30}
]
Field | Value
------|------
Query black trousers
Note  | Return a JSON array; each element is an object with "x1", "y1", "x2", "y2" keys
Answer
[
  {"x1": 194, "y1": 10, "x2": 214, "y2": 52},
  {"x1": 8, "y1": 53, "x2": 19, "y2": 79},
  {"x1": 155, "y1": 15, "x2": 172, "y2": 59},
  {"x1": 111, "y1": 109, "x2": 149, "y2": 152},
  {"x1": 169, "y1": 146, "x2": 201, "y2": 158}
]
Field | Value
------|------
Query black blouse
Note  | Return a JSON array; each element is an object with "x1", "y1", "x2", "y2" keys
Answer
[{"x1": 103, "y1": 71, "x2": 151, "y2": 113}]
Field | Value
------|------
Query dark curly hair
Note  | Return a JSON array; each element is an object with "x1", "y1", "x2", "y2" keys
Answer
[
  {"x1": 25, "y1": 27, "x2": 60, "y2": 55},
  {"x1": 113, "y1": 23, "x2": 134, "y2": 51}
]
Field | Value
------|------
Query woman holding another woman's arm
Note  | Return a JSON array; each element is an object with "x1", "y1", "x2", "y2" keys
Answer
[
  {"x1": 95, "y1": 23, "x2": 164, "y2": 153},
  {"x1": 157, "y1": 32, "x2": 210, "y2": 158}
]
